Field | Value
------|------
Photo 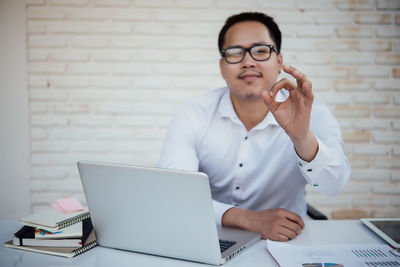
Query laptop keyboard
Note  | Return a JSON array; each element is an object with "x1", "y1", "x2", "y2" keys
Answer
[{"x1": 219, "y1": 239, "x2": 236, "y2": 252}]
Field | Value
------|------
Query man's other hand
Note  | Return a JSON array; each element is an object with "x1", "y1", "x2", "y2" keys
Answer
[{"x1": 222, "y1": 207, "x2": 305, "y2": 241}]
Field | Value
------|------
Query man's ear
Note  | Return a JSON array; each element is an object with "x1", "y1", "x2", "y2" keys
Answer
[
  {"x1": 277, "y1": 53, "x2": 284, "y2": 75},
  {"x1": 277, "y1": 53, "x2": 283, "y2": 68},
  {"x1": 219, "y1": 58, "x2": 226, "y2": 80}
]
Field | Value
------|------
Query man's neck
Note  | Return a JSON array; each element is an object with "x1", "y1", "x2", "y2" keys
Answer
[{"x1": 230, "y1": 93, "x2": 269, "y2": 131}]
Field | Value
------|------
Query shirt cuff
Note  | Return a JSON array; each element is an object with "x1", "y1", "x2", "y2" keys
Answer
[
  {"x1": 297, "y1": 137, "x2": 339, "y2": 188},
  {"x1": 213, "y1": 200, "x2": 235, "y2": 226}
]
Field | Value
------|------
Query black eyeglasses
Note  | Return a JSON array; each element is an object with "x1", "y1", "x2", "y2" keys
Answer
[{"x1": 221, "y1": 44, "x2": 278, "y2": 64}]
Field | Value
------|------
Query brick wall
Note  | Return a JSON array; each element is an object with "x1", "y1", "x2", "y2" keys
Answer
[{"x1": 26, "y1": 0, "x2": 400, "y2": 218}]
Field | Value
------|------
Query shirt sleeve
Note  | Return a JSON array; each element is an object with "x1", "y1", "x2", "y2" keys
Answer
[
  {"x1": 159, "y1": 103, "x2": 234, "y2": 225},
  {"x1": 158, "y1": 103, "x2": 201, "y2": 171},
  {"x1": 213, "y1": 200, "x2": 235, "y2": 226},
  {"x1": 297, "y1": 103, "x2": 351, "y2": 197}
]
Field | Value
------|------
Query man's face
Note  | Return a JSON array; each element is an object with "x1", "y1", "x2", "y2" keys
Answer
[{"x1": 219, "y1": 21, "x2": 283, "y2": 102}]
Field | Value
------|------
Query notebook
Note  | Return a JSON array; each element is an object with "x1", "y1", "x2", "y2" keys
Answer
[
  {"x1": 13, "y1": 218, "x2": 92, "y2": 247},
  {"x1": 20, "y1": 207, "x2": 90, "y2": 232},
  {"x1": 4, "y1": 229, "x2": 97, "y2": 258},
  {"x1": 77, "y1": 160, "x2": 260, "y2": 265},
  {"x1": 361, "y1": 218, "x2": 400, "y2": 249},
  {"x1": 35, "y1": 221, "x2": 82, "y2": 239}
]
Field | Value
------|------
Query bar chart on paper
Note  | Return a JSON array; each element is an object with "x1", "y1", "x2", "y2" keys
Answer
[
  {"x1": 302, "y1": 263, "x2": 344, "y2": 267},
  {"x1": 266, "y1": 240, "x2": 400, "y2": 267},
  {"x1": 351, "y1": 248, "x2": 400, "y2": 266}
]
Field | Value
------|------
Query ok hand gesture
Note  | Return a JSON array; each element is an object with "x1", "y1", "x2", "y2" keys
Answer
[{"x1": 262, "y1": 65, "x2": 318, "y2": 162}]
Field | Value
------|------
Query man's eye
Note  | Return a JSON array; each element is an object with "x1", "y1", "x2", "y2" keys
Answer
[
  {"x1": 227, "y1": 50, "x2": 243, "y2": 57},
  {"x1": 254, "y1": 49, "x2": 268, "y2": 54}
]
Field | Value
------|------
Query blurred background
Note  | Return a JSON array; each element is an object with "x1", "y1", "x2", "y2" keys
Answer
[{"x1": 0, "y1": 0, "x2": 399, "y2": 219}]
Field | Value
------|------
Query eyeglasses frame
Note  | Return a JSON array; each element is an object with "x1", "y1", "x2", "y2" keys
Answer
[{"x1": 220, "y1": 44, "x2": 279, "y2": 64}]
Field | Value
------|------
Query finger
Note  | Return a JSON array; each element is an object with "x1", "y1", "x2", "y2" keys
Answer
[
  {"x1": 270, "y1": 78, "x2": 296, "y2": 98},
  {"x1": 267, "y1": 78, "x2": 296, "y2": 109},
  {"x1": 261, "y1": 90, "x2": 272, "y2": 105},
  {"x1": 283, "y1": 65, "x2": 314, "y2": 99},
  {"x1": 278, "y1": 225, "x2": 298, "y2": 239},
  {"x1": 281, "y1": 220, "x2": 303, "y2": 235},
  {"x1": 301, "y1": 79, "x2": 314, "y2": 100},
  {"x1": 262, "y1": 90, "x2": 280, "y2": 112},
  {"x1": 283, "y1": 210, "x2": 305, "y2": 229},
  {"x1": 276, "y1": 233, "x2": 290, "y2": 242},
  {"x1": 283, "y1": 65, "x2": 307, "y2": 87}
]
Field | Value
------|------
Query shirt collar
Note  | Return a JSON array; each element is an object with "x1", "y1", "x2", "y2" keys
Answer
[
  {"x1": 219, "y1": 88, "x2": 238, "y2": 120},
  {"x1": 254, "y1": 110, "x2": 279, "y2": 130},
  {"x1": 218, "y1": 87, "x2": 280, "y2": 129}
]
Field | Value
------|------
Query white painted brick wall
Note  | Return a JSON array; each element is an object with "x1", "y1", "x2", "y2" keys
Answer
[{"x1": 25, "y1": 0, "x2": 400, "y2": 218}]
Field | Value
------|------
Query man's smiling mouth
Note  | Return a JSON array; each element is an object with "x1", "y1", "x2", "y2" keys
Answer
[{"x1": 238, "y1": 70, "x2": 263, "y2": 80}]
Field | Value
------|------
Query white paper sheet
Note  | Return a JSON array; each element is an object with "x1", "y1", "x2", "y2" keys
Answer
[{"x1": 266, "y1": 240, "x2": 400, "y2": 267}]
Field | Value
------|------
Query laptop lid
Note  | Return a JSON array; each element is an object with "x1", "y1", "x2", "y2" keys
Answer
[
  {"x1": 361, "y1": 218, "x2": 400, "y2": 249},
  {"x1": 77, "y1": 161, "x2": 259, "y2": 265}
]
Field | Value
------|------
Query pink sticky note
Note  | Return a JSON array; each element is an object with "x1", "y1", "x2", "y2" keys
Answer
[
  {"x1": 51, "y1": 203, "x2": 64, "y2": 213},
  {"x1": 56, "y1": 197, "x2": 84, "y2": 213}
]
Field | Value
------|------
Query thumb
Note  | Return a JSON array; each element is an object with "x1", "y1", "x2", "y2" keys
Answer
[
  {"x1": 262, "y1": 90, "x2": 279, "y2": 112},
  {"x1": 262, "y1": 90, "x2": 272, "y2": 105}
]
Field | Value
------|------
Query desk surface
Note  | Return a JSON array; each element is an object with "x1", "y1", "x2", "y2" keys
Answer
[{"x1": 0, "y1": 220, "x2": 384, "y2": 267}]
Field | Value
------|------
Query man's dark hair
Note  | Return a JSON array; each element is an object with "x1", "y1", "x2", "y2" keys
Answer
[{"x1": 218, "y1": 12, "x2": 282, "y2": 55}]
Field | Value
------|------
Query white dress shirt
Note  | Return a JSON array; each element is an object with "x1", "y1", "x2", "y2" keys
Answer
[{"x1": 158, "y1": 87, "x2": 351, "y2": 224}]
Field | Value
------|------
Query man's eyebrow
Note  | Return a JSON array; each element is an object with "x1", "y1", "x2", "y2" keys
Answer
[
  {"x1": 253, "y1": 41, "x2": 268, "y2": 45},
  {"x1": 224, "y1": 42, "x2": 270, "y2": 49}
]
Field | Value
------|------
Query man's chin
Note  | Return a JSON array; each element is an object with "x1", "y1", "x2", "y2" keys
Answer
[
  {"x1": 243, "y1": 85, "x2": 265, "y2": 99},
  {"x1": 228, "y1": 82, "x2": 266, "y2": 101},
  {"x1": 239, "y1": 87, "x2": 264, "y2": 100},
  {"x1": 244, "y1": 92, "x2": 263, "y2": 100}
]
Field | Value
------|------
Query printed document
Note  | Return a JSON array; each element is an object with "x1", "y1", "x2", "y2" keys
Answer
[{"x1": 266, "y1": 240, "x2": 400, "y2": 267}]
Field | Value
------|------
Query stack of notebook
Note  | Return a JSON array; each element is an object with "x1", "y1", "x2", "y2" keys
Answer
[{"x1": 3, "y1": 206, "x2": 97, "y2": 258}]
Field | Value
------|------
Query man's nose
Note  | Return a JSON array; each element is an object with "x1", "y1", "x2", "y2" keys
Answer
[{"x1": 240, "y1": 51, "x2": 256, "y2": 68}]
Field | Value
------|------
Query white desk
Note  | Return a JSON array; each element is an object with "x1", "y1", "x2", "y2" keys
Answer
[{"x1": 0, "y1": 220, "x2": 384, "y2": 267}]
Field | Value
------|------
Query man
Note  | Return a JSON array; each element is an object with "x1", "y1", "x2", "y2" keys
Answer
[{"x1": 158, "y1": 12, "x2": 351, "y2": 241}]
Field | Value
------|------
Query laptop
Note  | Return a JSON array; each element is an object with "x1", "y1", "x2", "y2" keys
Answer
[
  {"x1": 77, "y1": 161, "x2": 260, "y2": 265},
  {"x1": 361, "y1": 218, "x2": 400, "y2": 249}
]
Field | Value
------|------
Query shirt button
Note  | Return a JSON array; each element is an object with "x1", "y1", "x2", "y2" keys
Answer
[
  {"x1": 307, "y1": 168, "x2": 313, "y2": 172},
  {"x1": 298, "y1": 162, "x2": 303, "y2": 166},
  {"x1": 239, "y1": 163, "x2": 243, "y2": 167},
  {"x1": 244, "y1": 136, "x2": 248, "y2": 140},
  {"x1": 235, "y1": 186, "x2": 240, "y2": 190},
  {"x1": 234, "y1": 204, "x2": 239, "y2": 207},
  {"x1": 313, "y1": 183, "x2": 319, "y2": 187}
]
